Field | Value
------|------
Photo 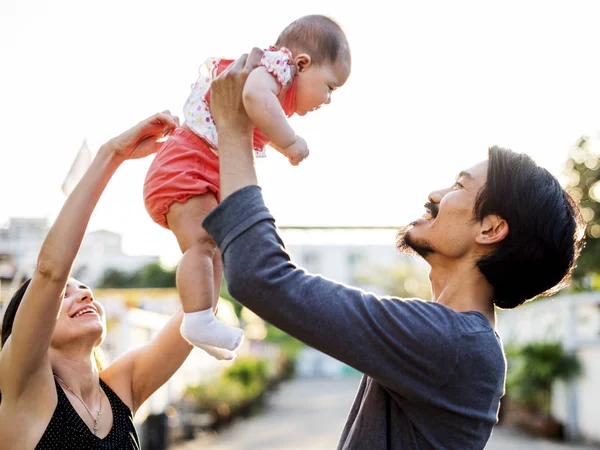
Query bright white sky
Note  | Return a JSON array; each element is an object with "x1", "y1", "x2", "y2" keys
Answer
[{"x1": 1, "y1": 0, "x2": 599, "y2": 266}]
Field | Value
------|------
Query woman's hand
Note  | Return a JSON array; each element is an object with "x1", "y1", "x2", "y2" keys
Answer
[{"x1": 104, "y1": 111, "x2": 180, "y2": 161}]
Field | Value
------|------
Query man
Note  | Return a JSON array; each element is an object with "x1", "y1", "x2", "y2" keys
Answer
[{"x1": 203, "y1": 50, "x2": 584, "y2": 449}]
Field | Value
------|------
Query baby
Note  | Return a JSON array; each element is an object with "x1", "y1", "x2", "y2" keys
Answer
[{"x1": 143, "y1": 15, "x2": 351, "y2": 360}]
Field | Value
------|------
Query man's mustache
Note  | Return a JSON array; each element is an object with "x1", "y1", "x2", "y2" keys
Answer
[{"x1": 424, "y1": 202, "x2": 439, "y2": 219}]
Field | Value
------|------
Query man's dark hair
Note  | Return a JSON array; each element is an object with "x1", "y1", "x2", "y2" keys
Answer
[
  {"x1": 475, "y1": 146, "x2": 585, "y2": 309},
  {"x1": 275, "y1": 15, "x2": 351, "y2": 66}
]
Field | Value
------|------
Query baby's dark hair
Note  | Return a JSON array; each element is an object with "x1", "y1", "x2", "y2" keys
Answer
[{"x1": 275, "y1": 15, "x2": 351, "y2": 66}]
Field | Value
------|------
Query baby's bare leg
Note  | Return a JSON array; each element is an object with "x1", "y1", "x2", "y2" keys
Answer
[{"x1": 167, "y1": 194, "x2": 243, "y2": 359}]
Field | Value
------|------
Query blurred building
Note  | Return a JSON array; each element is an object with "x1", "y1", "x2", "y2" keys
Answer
[
  {"x1": 286, "y1": 242, "x2": 406, "y2": 292},
  {"x1": 282, "y1": 228, "x2": 428, "y2": 378},
  {"x1": 0, "y1": 217, "x2": 158, "y2": 290},
  {"x1": 0, "y1": 217, "x2": 48, "y2": 280},
  {"x1": 74, "y1": 230, "x2": 159, "y2": 286},
  {"x1": 498, "y1": 293, "x2": 600, "y2": 444},
  {"x1": 283, "y1": 228, "x2": 425, "y2": 293}
]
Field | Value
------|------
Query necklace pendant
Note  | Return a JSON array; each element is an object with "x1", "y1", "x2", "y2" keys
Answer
[{"x1": 93, "y1": 421, "x2": 99, "y2": 434}]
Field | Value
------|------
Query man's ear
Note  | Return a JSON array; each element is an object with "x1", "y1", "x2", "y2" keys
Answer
[
  {"x1": 294, "y1": 53, "x2": 312, "y2": 73},
  {"x1": 475, "y1": 215, "x2": 509, "y2": 245}
]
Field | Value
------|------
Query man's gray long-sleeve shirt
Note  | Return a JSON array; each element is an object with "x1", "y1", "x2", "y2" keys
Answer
[{"x1": 203, "y1": 186, "x2": 506, "y2": 450}]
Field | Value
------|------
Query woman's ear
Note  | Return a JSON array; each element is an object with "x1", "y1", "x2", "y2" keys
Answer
[{"x1": 294, "y1": 53, "x2": 312, "y2": 73}]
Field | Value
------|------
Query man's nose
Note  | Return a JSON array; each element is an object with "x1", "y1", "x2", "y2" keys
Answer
[
  {"x1": 428, "y1": 185, "x2": 453, "y2": 204},
  {"x1": 428, "y1": 190, "x2": 443, "y2": 204}
]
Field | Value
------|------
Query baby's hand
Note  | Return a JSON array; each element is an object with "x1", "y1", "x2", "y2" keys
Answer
[{"x1": 283, "y1": 136, "x2": 310, "y2": 166}]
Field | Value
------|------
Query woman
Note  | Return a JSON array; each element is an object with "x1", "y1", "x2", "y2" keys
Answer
[{"x1": 0, "y1": 111, "x2": 193, "y2": 449}]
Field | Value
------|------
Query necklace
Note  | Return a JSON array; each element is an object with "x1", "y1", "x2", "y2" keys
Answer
[{"x1": 53, "y1": 374, "x2": 103, "y2": 435}]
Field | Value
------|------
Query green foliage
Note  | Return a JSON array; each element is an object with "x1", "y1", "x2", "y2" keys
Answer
[
  {"x1": 564, "y1": 136, "x2": 600, "y2": 285},
  {"x1": 222, "y1": 357, "x2": 269, "y2": 398},
  {"x1": 134, "y1": 263, "x2": 176, "y2": 287},
  {"x1": 355, "y1": 263, "x2": 431, "y2": 299},
  {"x1": 98, "y1": 262, "x2": 176, "y2": 288},
  {"x1": 99, "y1": 268, "x2": 133, "y2": 288},
  {"x1": 219, "y1": 281, "x2": 243, "y2": 318},
  {"x1": 506, "y1": 342, "x2": 582, "y2": 416},
  {"x1": 220, "y1": 280, "x2": 305, "y2": 360},
  {"x1": 264, "y1": 324, "x2": 305, "y2": 360},
  {"x1": 186, "y1": 356, "x2": 275, "y2": 417},
  {"x1": 186, "y1": 377, "x2": 248, "y2": 414}
]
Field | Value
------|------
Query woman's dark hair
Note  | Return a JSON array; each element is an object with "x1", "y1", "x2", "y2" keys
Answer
[
  {"x1": 475, "y1": 146, "x2": 585, "y2": 309},
  {"x1": 0, "y1": 278, "x2": 32, "y2": 404},
  {"x1": 1, "y1": 279, "x2": 32, "y2": 348}
]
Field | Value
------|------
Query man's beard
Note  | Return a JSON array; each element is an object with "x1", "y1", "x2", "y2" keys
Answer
[{"x1": 396, "y1": 224, "x2": 435, "y2": 258}]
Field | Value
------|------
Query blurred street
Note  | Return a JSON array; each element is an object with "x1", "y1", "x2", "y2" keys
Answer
[
  {"x1": 486, "y1": 426, "x2": 598, "y2": 450},
  {"x1": 170, "y1": 377, "x2": 361, "y2": 450},
  {"x1": 171, "y1": 377, "x2": 599, "y2": 450}
]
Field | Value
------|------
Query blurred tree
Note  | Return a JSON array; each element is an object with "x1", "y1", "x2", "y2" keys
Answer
[
  {"x1": 263, "y1": 323, "x2": 305, "y2": 360},
  {"x1": 356, "y1": 262, "x2": 431, "y2": 299},
  {"x1": 99, "y1": 262, "x2": 176, "y2": 288},
  {"x1": 132, "y1": 262, "x2": 176, "y2": 288},
  {"x1": 506, "y1": 341, "x2": 581, "y2": 417},
  {"x1": 564, "y1": 135, "x2": 600, "y2": 286},
  {"x1": 99, "y1": 268, "x2": 132, "y2": 288},
  {"x1": 220, "y1": 280, "x2": 243, "y2": 317},
  {"x1": 220, "y1": 278, "x2": 305, "y2": 359}
]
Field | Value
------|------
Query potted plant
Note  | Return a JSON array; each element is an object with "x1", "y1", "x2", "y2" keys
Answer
[{"x1": 504, "y1": 341, "x2": 582, "y2": 439}]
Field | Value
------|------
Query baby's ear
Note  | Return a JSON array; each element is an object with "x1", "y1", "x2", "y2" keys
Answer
[{"x1": 294, "y1": 53, "x2": 312, "y2": 72}]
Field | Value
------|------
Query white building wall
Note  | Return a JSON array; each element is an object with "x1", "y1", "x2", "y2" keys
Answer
[
  {"x1": 0, "y1": 218, "x2": 48, "y2": 276},
  {"x1": 0, "y1": 219, "x2": 159, "y2": 288},
  {"x1": 75, "y1": 230, "x2": 159, "y2": 286},
  {"x1": 283, "y1": 237, "x2": 424, "y2": 377},
  {"x1": 286, "y1": 243, "x2": 411, "y2": 291},
  {"x1": 498, "y1": 293, "x2": 600, "y2": 443},
  {"x1": 571, "y1": 347, "x2": 600, "y2": 442}
]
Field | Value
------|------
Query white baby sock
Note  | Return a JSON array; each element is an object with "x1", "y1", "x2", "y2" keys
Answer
[
  {"x1": 181, "y1": 309, "x2": 244, "y2": 359},
  {"x1": 197, "y1": 344, "x2": 237, "y2": 361}
]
